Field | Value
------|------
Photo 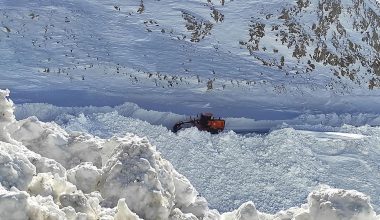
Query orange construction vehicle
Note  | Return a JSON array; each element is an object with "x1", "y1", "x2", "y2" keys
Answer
[{"x1": 172, "y1": 112, "x2": 225, "y2": 134}]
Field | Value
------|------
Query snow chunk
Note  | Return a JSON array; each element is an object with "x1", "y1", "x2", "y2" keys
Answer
[
  {"x1": 60, "y1": 192, "x2": 103, "y2": 220},
  {"x1": 0, "y1": 186, "x2": 67, "y2": 220},
  {"x1": 172, "y1": 169, "x2": 199, "y2": 208},
  {"x1": 169, "y1": 208, "x2": 198, "y2": 220},
  {"x1": 221, "y1": 202, "x2": 259, "y2": 220},
  {"x1": 0, "y1": 185, "x2": 29, "y2": 220},
  {"x1": 61, "y1": 206, "x2": 77, "y2": 220},
  {"x1": 98, "y1": 207, "x2": 117, "y2": 220},
  {"x1": 33, "y1": 157, "x2": 66, "y2": 178},
  {"x1": 27, "y1": 195, "x2": 66, "y2": 220},
  {"x1": 181, "y1": 196, "x2": 212, "y2": 219},
  {"x1": 67, "y1": 162, "x2": 103, "y2": 194},
  {"x1": 0, "y1": 142, "x2": 35, "y2": 190},
  {"x1": 28, "y1": 173, "x2": 102, "y2": 219},
  {"x1": 59, "y1": 192, "x2": 98, "y2": 219},
  {"x1": 114, "y1": 199, "x2": 142, "y2": 220},
  {"x1": 28, "y1": 173, "x2": 76, "y2": 201}
]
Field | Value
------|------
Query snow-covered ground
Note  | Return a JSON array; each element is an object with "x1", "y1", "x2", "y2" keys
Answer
[
  {"x1": 2, "y1": 0, "x2": 380, "y2": 219},
  {"x1": 2, "y1": 90, "x2": 380, "y2": 219},
  {"x1": 13, "y1": 100, "x2": 380, "y2": 215}
]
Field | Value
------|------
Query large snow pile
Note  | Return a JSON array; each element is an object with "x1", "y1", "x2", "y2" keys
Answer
[
  {"x1": 0, "y1": 89, "x2": 379, "y2": 220},
  {"x1": 1, "y1": 89, "x2": 211, "y2": 219}
]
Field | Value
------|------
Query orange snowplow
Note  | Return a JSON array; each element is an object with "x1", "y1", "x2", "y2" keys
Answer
[{"x1": 172, "y1": 113, "x2": 225, "y2": 134}]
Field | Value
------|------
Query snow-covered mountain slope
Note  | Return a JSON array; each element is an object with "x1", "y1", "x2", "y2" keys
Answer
[
  {"x1": 2, "y1": 0, "x2": 380, "y2": 120},
  {"x1": 1, "y1": 90, "x2": 380, "y2": 220},
  {"x1": 235, "y1": 0, "x2": 380, "y2": 88}
]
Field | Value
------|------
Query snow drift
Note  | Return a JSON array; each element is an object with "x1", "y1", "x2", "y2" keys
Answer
[{"x1": 0, "y1": 89, "x2": 379, "y2": 220}]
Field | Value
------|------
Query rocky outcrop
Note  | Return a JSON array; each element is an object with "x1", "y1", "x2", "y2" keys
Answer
[{"x1": 239, "y1": 0, "x2": 380, "y2": 89}]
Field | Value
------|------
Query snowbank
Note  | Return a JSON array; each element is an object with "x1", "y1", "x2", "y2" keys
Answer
[
  {"x1": 0, "y1": 89, "x2": 213, "y2": 219},
  {"x1": 0, "y1": 89, "x2": 379, "y2": 220},
  {"x1": 25, "y1": 104, "x2": 380, "y2": 213},
  {"x1": 15, "y1": 101, "x2": 380, "y2": 136}
]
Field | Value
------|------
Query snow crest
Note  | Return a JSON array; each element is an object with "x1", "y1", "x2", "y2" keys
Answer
[{"x1": 0, "y1": 89, "x2": 379, "y2": 220}]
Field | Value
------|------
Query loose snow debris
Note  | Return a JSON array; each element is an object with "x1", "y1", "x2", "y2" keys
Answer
[
  {"x1": 169, "y1": 208, "x2": 198, "y2": 220},
  {"x1": 114, "y1": 198, "x2": 142, "y2": 220},
  {"x1": 67, "y1": 162, "x2": 103, "y2": 194},
  {"x1": 0, "y1": 142, "x2": 35, "y2": 190},
  {"x1": 221, "y1": 201, "x2": 260, "y2": 220},
  {"x1": 0, "y1": 88, "x2": 379, "y2": 220},
  {"x1": 59, "y1": 192, "x2": 98, "y2": 219},
  {"x1": 27, "y1": 195, "x2": 66, "y2": 220},
  {"x1": 28, "y1": 173, "x2": 76, "y2": 201},
  {"x1": 0, "y1": 185, "x2": 29, "y2": 220}
]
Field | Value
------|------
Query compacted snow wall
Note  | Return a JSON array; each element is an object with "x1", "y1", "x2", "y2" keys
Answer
[{"x1": 0, "y1": 89, "x2": 379, "y2": 220}]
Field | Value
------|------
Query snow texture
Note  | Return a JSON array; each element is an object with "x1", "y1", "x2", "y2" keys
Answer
[
  {"x1": 1, "y1": 0, "x2": 380, "y2": 219},
  {"x1": 0, "y1": 89, "x2": 218, "y2": 220},
  {"x1": 16, "y1": 102, "x2": 380, "y2": 214},
  {"x1": 1, "y1": 92, "x2": 380, "y2": 219}
]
